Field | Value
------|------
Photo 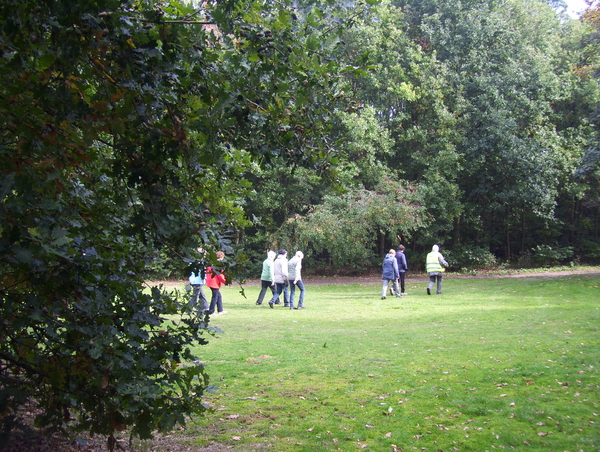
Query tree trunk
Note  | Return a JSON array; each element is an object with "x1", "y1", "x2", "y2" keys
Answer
[
  {"x1": 572, "y1": 196, "x2": 576, "y2": 243},
  {"x1": 520, "y1": 206, "x2": 526, "y2": 255},
  {"x1": 452, "y1": 215, "x2": 461, "y2": 247},
  {"x1": 594, "y1": 207, "x2": 600, "y2": 239},
  {"x1": 506, "y1": 205, "x2": 511, "y2": 261}
]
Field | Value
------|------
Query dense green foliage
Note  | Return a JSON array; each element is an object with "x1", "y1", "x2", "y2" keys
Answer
[
  {"x1": 0, "y1": 0, "x2": 374, "y2": 447},
  {"x1": 241, "y1": 0, "x2": 600, "y2": 272}
]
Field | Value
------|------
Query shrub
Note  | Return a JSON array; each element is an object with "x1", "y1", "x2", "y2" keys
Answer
[
  {"x1": 444, "y1": 245, "x2": 497, "y2": 271},
  {"x1": 578, "y1": 239, "x2": 600, "y2": 263},
  {"x1": 531, "y1": 244, "x2": 574, "y2": 267}
]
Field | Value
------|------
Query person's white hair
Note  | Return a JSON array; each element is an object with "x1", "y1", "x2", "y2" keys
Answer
[
  {"x1": 432, "y1": 244, "x2": 439, "y2": 252},
  {"x1": 267, "y1": 250, "x2": 276, "y2": 260},
  {"x1": 295, "y1": 251, "x2": 304, "y2": 259}
]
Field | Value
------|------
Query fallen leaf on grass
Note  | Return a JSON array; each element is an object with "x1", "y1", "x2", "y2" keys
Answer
[
  {"x1": 227, "y1": 414, "x2": 240, "y2": 419},
  {"x1": 385, "y1": 432, "x2": 392, "y2": 438},
  {"x1": 232, "y1": 436, "x2": 241, "y2": 441},
  {"x1": 538, "y1": 432, "x2": 548, "y2": 437},
  {"x1": 307, "y1": 427, "x2": 314, "y2": 432}
]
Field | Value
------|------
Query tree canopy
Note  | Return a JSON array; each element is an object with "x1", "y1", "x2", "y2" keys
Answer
[{"x1": 260, "y1": 0, "x2": 600, "y2": 269}]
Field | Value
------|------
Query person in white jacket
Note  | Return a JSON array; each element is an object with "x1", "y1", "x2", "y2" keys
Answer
[
  {"x1": 288, "y1": 251, "x2": 305, "y2": 309},
  {"x1": 269, "y1": 250, "x2": 289, "y2": 308}
]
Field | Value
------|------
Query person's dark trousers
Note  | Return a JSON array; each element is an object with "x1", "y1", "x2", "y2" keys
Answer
[
  {"x1": 208, "y1": 288, "x2": 223, "y2": 313},
  {"x1": 256, "y1": 280, "x2": 276, "y2": 305},
  {"x1": 190, "y1": 284, "x2": 209, "y2": 314},
  {"x1": 398, "y1": 272, "x2": 406, "y2": 293}
]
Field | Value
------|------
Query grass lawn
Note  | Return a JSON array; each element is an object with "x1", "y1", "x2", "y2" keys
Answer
[{"x1": 161, "y1": 273, "x2": 600, "y2": 451}]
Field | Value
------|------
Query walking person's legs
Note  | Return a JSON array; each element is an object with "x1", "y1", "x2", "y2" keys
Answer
[
  {"x1": 190, "y1": 284, "x2": 200, "y2": 311},
  {"x1": 269, "y1": 284, "x2": 281, "y2": 304},
  {"x1": 393, "y1": 279, "x2": 401, "y2": 297},
  {"x1": 269, "y1": 283, "x2": 284, "y2": 308},
  {"x1": 208, "y1": 287, "x2": 219, "y2": 314},
  {"x1": 256, "y1": 280, "x2": 270, "y2": 305},
  {"x1": 197, "y1": 285, "x2": 209, "y2": 313},
  {"x1": 382, "y1": 280, "x2": 389, "y2": 299},
  {"x1": 282, "y1": 284, "x2": 289, "y2": 307},
  {"x1": 216, "y1": 289, "x2": 224, "y2": 313},
  {"x1": 289, "y1": 282, "x2": 296, "y2": 309},
  {"x1": 427, "y1": 275, "x2": 436, "y2": 295},
  {"x1": 296, "y1": 280, "x2": 305, "y2": 308}
]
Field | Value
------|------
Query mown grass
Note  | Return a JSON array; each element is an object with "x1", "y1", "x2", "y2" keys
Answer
[{"x1": 164, "y1": 274, "x2": 600, "y2": 451}]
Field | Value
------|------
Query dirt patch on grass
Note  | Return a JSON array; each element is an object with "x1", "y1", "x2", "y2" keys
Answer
[
  {"x1": 4, "y1": 426, "x2": 233, "y2": 452},
  {"x1": 152, "y1": 267, "x2": 600, "y2": 289}
]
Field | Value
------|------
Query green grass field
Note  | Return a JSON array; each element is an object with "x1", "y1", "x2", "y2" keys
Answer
[{"x1": 160, "y1": 273, "x2": 600, "y2": 451}]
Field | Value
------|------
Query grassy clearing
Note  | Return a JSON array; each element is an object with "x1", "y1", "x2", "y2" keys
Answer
[{"x1": 162, "y1": 274, "x2": 600, "y2": 451}]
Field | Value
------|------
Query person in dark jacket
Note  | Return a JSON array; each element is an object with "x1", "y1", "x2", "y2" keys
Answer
[
  {"x1": 381, "y1": 249, "x2": 401, "y2": 300},
  {"x1": 395, "y1": 245, "x2": 408, "y2": 296}
]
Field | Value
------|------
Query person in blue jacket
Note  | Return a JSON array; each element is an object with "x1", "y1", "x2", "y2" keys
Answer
[{"x1": 381, "y1": 249, "x2": 401, "y2": 300}]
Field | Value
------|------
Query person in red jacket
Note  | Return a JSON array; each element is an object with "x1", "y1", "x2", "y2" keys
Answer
[{"x1": 206, "y1": 251, "x2": 227, "y2": 315}]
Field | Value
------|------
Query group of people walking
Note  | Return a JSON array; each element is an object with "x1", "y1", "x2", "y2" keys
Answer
[
  {"x1": 382, "y1": 244, "x2": 450, "y2": 298},
  {"x1": 188, "y1": 249, "x2": 227, "y2": 316},
  {"x1": 381, "y1": 245, "x2": 408, "y2": 299},
  {"x1": 256, "y1": 249, "x2": 306, "y2": 309},
  {"x1": 190, "y1": 244, "x2": 448, "y2": 315},
  {"x1": 189, "y1": 247, "x2": 307, "y2": 316}
]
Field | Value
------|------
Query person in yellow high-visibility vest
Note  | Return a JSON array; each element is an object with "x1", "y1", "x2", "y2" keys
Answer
[{"x1": 426, "y1": 244, "x2": 449, "y2": 295}]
